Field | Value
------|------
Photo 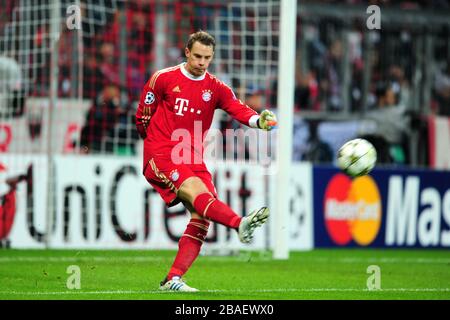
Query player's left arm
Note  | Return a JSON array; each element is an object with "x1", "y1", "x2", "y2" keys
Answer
[{"x1": 218, "y1": 84, "x2": 277, "y2": 131}]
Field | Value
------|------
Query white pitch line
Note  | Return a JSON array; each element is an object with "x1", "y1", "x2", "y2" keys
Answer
[
  {"x1": 0, "y1": 256, "x2": 166, "y2": 263},
  {"x1": 334, "y1": 257, "x2": 450, "y2": 264},
  {"x1": 0, "y1": 256, "x2": 449, "y2": 264},
  {"x1": 0, "y1": 288, "x2": 449, "y2": 296}
]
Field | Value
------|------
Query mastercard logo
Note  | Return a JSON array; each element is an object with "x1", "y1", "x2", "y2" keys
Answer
[{"x1": 324, "y1": 173, "x2": 382, "y2": 246}]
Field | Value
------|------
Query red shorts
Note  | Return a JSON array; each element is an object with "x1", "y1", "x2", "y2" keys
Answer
[{"x1": 143, "y1": 156, "x2": 218, "y2": 207}]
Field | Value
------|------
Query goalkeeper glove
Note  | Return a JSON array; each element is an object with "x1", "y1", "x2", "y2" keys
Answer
[{"x1": 258, "y1": 110, "x2": 277, "y2": 131}]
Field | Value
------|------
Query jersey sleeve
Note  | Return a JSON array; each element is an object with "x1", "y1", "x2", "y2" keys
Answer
[
  {"x1": 135, "y1": 72, "x2": 164, "y2": 139},
  {"x1": 217, "y1": 82, "x2": 260, "y2": 128}
]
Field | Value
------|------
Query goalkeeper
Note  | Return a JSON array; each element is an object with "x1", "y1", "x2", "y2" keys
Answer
[{"x1": 135, "y1": 30, "x2": 277, "y2": 292}]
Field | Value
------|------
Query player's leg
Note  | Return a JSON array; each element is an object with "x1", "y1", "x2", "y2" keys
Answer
[
  {"x1": 1, "y1": 190, "x2": 16, "y2": 239},
  {"x1": 144, "y1": 160, "x2": 209, "y2": 291},
  {"x1": 178, "y1": 175, "x2": 269, "y2": 243},
  {"x1": 146, "y1": 156, "x2": 268, "y2": 242},
  {"x1": 161, "y1": 202, "x2": 209, "y2": 291},
  {"x1": 145, "y1": 156, "x2": 242, "y2": 228},
  {"x1": 0, "y1": 176, "x2": 23, "y2": 240},
  {"x1": 168, "y1": 201, "x2": 209, "y2": 280},
  {"x1": 177, "y1": 176, "x2": 243, "y2": 228}
]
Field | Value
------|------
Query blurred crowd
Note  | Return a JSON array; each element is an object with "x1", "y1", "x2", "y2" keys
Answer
[
  {"x1": 290, "y1": 0, "x2": 450, "y2": 165},
  {"x1": 78, "y1": 2, "x2": 152, "y2": 155},
  {"x1": 42, "y1": 1, "x2": 153, "y2": 155}
]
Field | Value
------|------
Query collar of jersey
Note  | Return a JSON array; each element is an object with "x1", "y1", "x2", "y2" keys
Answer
[{"x1": 180, "y1": 63, "x2": 206, "y2": 81}]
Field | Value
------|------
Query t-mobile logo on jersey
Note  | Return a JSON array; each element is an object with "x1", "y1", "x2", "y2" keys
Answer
[{"x1": 174, "y1": 98, "x2": 202, "y2": 116}]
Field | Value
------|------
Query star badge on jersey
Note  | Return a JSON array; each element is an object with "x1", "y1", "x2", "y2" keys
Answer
[
  {"x1": 144, "y1": 91, "x2": 155, "y2": 104},
  {"x1": 201, "y1": 89, "x2": 212, "y2": 102}
]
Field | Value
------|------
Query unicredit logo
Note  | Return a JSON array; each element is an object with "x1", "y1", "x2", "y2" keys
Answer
[{"x1": 324, "y1": 173, "x2": 382, "y2": 246}]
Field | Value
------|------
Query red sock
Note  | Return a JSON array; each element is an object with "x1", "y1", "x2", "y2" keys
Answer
[
  {"x1": 167, "y1": 219, "x2": 209, "y2": 280},
  {"x1": 192, "y1": 193, "x2": 241, "y2": 229}
]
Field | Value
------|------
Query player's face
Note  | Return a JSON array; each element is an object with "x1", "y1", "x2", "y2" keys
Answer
[{"x1": 185, "y1": 42, "x2": 214, "y2": 77}]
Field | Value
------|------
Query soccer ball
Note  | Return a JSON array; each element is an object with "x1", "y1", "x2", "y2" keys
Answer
[{"x1": 337, "y1": 138, "x2": 377, "y2": 177}]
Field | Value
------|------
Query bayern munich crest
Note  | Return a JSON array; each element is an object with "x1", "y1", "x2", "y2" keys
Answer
[
  {"x1": 202, "y1": 89, "x2": 212, "y2": 102},
  {"x1": 170, "y1": 169, "x2": 180, "y2": 182}
]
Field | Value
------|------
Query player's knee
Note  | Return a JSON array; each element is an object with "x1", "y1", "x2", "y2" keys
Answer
[
  {"x1": 183, "y1": 202, "x2": 207, "y2": 221},
  {"x1": 190, "y1": 212, "x2": 207, "y2": 221},
  {"x1": 178, "y1": 177, "x2": 210, "y2": 203}
]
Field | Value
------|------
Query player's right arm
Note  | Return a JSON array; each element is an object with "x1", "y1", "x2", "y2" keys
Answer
[
  {"x1": 217, "y1": 81, "x2": 277, "y2": 131},
  {"x1": 135, "y1": 72, "x2": 164, "y2": 139}
]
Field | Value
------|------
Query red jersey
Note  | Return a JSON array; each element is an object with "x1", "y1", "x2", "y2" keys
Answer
[{"x1": 136, "y1": 63, "x2": 259, "y2": 171}]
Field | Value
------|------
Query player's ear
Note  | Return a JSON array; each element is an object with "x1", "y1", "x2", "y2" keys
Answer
[{"x1": 185, "y1": 47, "x2": 190, "y2": 58}]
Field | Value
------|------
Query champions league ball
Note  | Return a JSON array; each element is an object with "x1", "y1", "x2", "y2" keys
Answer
[{"x1": 337, "y1": 138, "x2": 377, "y2": 178}]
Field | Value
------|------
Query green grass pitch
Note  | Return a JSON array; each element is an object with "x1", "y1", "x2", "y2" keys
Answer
[{"x1": 0, "y1": 249, "x2": 449, "y2": 300}]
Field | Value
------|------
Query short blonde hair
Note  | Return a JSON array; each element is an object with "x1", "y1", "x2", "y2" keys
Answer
[{"x1": 186, "y1": 30, "x2": 216, "y2": 51}]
